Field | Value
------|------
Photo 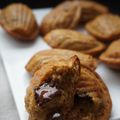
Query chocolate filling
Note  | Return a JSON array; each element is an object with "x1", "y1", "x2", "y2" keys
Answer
[
  {"x1": 35, "y1": 81, "x2": 61, "y2": 106},
  {"x1": 75, "y1": 93, "x2": 94, "y2": 117}
]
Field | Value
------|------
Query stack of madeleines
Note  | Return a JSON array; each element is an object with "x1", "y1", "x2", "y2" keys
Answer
[{"x1": 1, "y1": 0, "x2": 120, "y2": 119}]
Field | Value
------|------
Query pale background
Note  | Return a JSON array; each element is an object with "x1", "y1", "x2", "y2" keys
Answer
[{"x1": 0, "y1": 55, "x2": 19, "y2": 120}]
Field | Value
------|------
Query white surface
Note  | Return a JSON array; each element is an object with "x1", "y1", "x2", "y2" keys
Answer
[
  {"x1": 0, "y1": 56, "x2": 19, "y2": 120},
  {"x1": 0, "y1": 9, "x2": 120, "y2": 120}
]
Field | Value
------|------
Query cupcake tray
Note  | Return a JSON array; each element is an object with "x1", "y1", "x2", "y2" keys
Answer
[{"x1": 0, "y1": 9, "x2": 120, "y2": 120}]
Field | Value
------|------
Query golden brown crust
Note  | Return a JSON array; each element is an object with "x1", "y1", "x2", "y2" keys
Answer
[
  {"x1": 44, "y1": 29, "x2": 106, "y2": 56},
  {"x1": 85, "y1": 14, "x2": 120, "y2": 41},
  {"x1": 66, "y1": 66, "x2": 112, "y2": 120},
  {"x1": 100, "y1": 39, "x2": 120, "y2": 69},
  {"x1": 25, "y1": 63, "x2": 112, "y2": 120},
  {"x1": 25, "y1": 56, "x2": 81, "y2": 120},
  {"x1": 78, "y1": 66, "x2": 112, "y2": 120},
  {"x1": 0, "y1": 3, "x2": 38, "y2": 41},
  {"x1": 25, "y1": 49, "x2": 97, "y2": 75},
  {"x1": 39, "y1": 1, "x2": 81, "y2": 35},
  {"x1": 79, "y1": 1, "x2": 109, "y2": 22}
]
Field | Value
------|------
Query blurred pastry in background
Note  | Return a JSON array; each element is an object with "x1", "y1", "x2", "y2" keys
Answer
[
  {"x1": 25, "y1": 49, "x2": 97, "y2": 75},
  {"x1": 44, "y1": 29, "x2": 106, "y2": 56},
  {"x1": 0, "y1": 3, "x2": 39, "y2": 42},
  {"x1": 79, "y1": 0, "x2": 109, "y2": 22},
  {"x1": 40, "y1": 0, "x2": 109, "y2": 35},
  {"x1": 100, "y1": 39, "x2": 120, "y2": 69},
  {"x1": 40, "y1": 1, "x2": 81, "y2": 35},
  {"x1": 85, "y1": 14, "x2": 120, "y2": 41}
]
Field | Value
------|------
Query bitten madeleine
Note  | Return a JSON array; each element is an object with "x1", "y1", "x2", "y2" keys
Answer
[
  {"x1": 79, "y1": 0, "x2": 109, "y2": 22},
  {"x1": 66, "y1": 66, "x2": 112, "y2": 120},
  {"x1": 39, "y1": 1, "x2": 81, "y2": 35},
  {"x1": 85, "y1": 14, "x2": 120, "y2": 41},
  {"x1": 25, "y1": 49, "x2": 97, "y2": 75},
  {"x1": 25, "y1": 59, "x2": 112, "y2": 120},
  {"x1": 100, "y1": 39, "x2": 120, "y2": 69},
  {"x1": 44, "y1": 29, "x2": 106, "y2": 56},
  {"x1": 0, "y1": 3, "x2": 38, "y2": 41},
  {"x1": 25, "y1": 56, "x2": 81, "y2": 120}
]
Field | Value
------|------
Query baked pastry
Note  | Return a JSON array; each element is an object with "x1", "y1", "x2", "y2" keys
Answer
[
  {"x1": 25, "y1": 49, "x2": 97, "y2": 75},
  {"x1": 25, "y1": 58, "x2": 112, "y2": 120},
  {"x1": 40, "y1": 1, "x2": 81, "y2": 35},
  {"x1": 66, "y1": 66, "x2": 112, "y2": 120},
  {"x1": 79, "y1": 1, "x2": 109, "y2": 22},
  {"x1": 100, "y1": 39, "x2": 120, "y2": 69},
  {"x1": 44, "y1": 29, "x2": 106, "y2": 56},
  {"x1": 85, "y1": 14, "x2": 120, "y2": 41},
  {"x1": 0, "y1": 3, "x2": 38, "y2": 41},
  {"x1": 25, "y1": 56, "x2": 81, "y2": 120}
]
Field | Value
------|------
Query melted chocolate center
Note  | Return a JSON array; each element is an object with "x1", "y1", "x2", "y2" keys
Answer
[
  {"x1": 35, "y1": 82, "x2": 61, "y2": 106},
  {"x1": 75, "y1": 94, "x2": 94, "y2": 116}
]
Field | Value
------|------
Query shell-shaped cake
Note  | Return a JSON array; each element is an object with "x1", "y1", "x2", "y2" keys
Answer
[
  {"x1": 40, "y1": 1, "x2": 81, "y2": 35},
  {"x1": 85, "y1": 14, "x2": 120, "y2": 41},
  {"x1": 66, "y1": 66, "x2": 112, "y2": 120},
  {"x1": 79, "y1": 1, "x2": 109, "y2": 22},
  {"x1": 0, "y1": 3, "x2": 38, "y2": 41},
  {"x1": 44, "y1": 29, "x2": 106, "y2": 56},
  {"x1": 25, "y1": 58, "x2": 112, "y2": 120},
  {"x1": 25, "y1": 56, "x2": 81, "y2": 120},
  {"x1": 100, "y1": 39, "x2": 120, "y2": 69},
  {"x1": 25, "y1": 49, "x2": 97, "y2": 75}
]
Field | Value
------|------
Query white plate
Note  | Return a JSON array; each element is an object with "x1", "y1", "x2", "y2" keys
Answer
[{"x1": 0, "y1": 9, "x2": 120, "y2": 120}]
